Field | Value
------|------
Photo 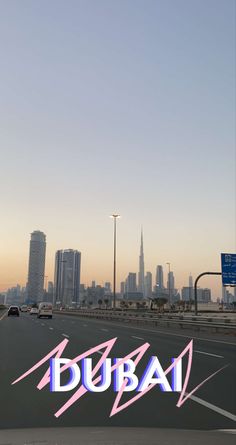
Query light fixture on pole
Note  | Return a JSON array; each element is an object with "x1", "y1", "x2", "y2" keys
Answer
[{"x1": 110, "y1": 214, "x2": 120, "y2": 310}]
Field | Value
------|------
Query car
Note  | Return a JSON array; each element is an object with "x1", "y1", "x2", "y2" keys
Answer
[
  {"x1": 20, "y1": 305, "x2": 28, "y2": 312},
  {"x1": 8, "y1": 306, "x2": 20, "y2": 317},
  {"x1": 30, "y1": 307, "x2": 39, "y2": 315},
  {"x1": 37, "y1": 302, "x2": 53, "y2": 319}
]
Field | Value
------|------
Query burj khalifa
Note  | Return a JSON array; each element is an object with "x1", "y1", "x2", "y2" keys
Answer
[{"x1": 138, "y1": 228, "x2": 145, "y2": 297}]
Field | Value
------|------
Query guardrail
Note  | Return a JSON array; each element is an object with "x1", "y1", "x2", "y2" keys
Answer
[
  {"x1": 54, "y1": 309, "x2": 236, "y2": 335},
  {"x1": 56, "y1": 309, "x2": 236, "y2": 323}
]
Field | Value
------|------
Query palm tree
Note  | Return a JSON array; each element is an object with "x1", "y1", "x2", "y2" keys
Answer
[
  {"x1": 153, "y1": 297, "x2": 167, "y2": 312},
  {"x1": 120, "y1": 300, "x2": 127, "y2": 310},
  {"x1": 103, "y1": 298, "x2": 109, "y2": 309}
]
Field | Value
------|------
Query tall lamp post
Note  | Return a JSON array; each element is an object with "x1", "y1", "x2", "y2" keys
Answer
[
  {"x1": 44, "y1": 275, "x2": 48, "y2": 292},
  {"x1": 166, "y1": 262, "x2": 171, "y2": 311},
  {"x1": 110, "y1": 214, "x2": 120, "y2": 310}
]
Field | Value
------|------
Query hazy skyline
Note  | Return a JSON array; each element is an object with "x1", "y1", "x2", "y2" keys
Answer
[{"x1": 0, "y1": 1, "x2": 235, "y2": 298}]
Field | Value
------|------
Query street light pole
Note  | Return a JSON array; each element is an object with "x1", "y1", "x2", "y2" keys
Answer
[
  {"x1": 44, "y1": 275, "x2": 48, "y2": 292},
  {"x1": 110, "y1": 214, "x2": 120, "y2": 310}
]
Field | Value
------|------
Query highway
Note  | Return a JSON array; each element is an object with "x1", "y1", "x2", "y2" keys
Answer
[{"x1": 0, "y1": 311, "x2": 235, "y2": 432}]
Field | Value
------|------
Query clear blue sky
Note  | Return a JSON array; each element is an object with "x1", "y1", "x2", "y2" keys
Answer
[{"x1": 0, "y1": 0, "x2": 235, "y2": 297}]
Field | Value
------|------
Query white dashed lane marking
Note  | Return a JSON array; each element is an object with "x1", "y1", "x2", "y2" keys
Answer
[
  {"x1": 62, "y1": 333, "x2": 69, "y2": 338},
  {"x1": 131, "y1": 335, "x2": 144, "y2": 340},
  {"x1": 189, "y1": 394, "x2": 236, "y2": 422},
  {"x1": 195, "y1": 350, "x2": 224, "y2": 358}
]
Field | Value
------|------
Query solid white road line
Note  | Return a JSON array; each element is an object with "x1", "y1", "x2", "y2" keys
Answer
[
  {"x1": 217, "y1": 429, "x2": 236, "y2": 434},
  {"x1": 55, "y1": 314, "x2": 236, "y2": 345},
  {"x1": 84, "y1": 320, "x2": 236, "y2": 346},
  {"x1": 131, "y1": 335, "x2": 144, "y2": 340},
  {"x1": 195, "y1": 350, "x2": 224, "y2": 358},
  {"x1": 189, "y1": 394, "x2": 236, "y2": 422},
  {"x1": 62, "y1": 333, "x2": 69, "y2": 338},
  {"x1": 0, "y1": 311, "x2": 7, "y2": 321}
]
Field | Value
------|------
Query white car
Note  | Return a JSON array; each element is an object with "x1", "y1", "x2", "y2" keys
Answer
[
  {"x1": 30, "y1": 307, "x2": 39, "y2": 315},
  {"x1": 37, "y1": 302, "x2": 53, "y2": 319}
]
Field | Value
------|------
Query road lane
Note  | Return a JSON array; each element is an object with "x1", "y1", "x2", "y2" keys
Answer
[{"x1": 0, "y1": 312, "x2": 235, "y2": 431}]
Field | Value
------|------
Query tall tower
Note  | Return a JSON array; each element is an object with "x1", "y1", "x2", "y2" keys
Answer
[
  {"x1": 54, "y1": 249, "x2": 81, "y2": 307},
  {"x1": 189, "y1": 274, "x2": 193, "y2": 288},
  {"x1": 27, "y1": 230, "x2": 46, "y2": 303},
  {"x1": 167, "y1": 270, "x2": 175, "y2": 304},
  {"x1": 156, "y1": 265, "x2": 164, "y2": 289},
  {"x1": 145, "y1": 271, "x2": 152, "y2": 298},
  {"x1": 138, "y1": 228, "x2": 145, "y2": 297}
]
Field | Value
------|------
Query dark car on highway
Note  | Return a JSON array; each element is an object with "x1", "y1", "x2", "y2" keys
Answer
[{"x1": 7, "y1": 306, "x2": 20, "y2": 317}]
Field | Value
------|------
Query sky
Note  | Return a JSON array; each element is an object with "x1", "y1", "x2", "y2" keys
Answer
[{"x1": 0, "y1": 0, "x2": 235, "y2": 298}]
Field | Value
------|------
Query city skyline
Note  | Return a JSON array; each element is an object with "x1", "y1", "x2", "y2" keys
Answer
[{"x1": 0, "y1": 226, "x2": 234, "y2": 301}]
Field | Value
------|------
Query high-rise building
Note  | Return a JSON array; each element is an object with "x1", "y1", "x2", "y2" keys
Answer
[
  {"x1": 47, "y1": 281, "x2": 54, "y2": 303},
  {"x1": 222, "y1": 285, "x2": 227, "y2": 303},
  {"x1": 54, "y1": 249, "x2": 81, "y2": 307},
  {"x1": 27, "y1": 231, "x2": 46, "y2": 303},
  {"x1": 156, "y1": 265, "x2": 164, "y2": 289},
  {"x1": 126, "y1": 273, "x2": 137, "y2": 293},
  {"x1": 120, "y1": 281, "x2": 125, "y2": 295},
  {"x1": 181, "y1": 287, "x2": 194, "y2": 302},
  {"x1": 189, "y1": 274, "x2": 193, "y2": 288},
  {"x1": 138, "y1": 229, "x2": 145, "y2": 297},
  {"x1": 167, "y1": 270, "x2": 175, "y2": 303},
  {"x1": 145, "y1": 272, "x2": 152, "y2": 298},
  {"x1": 104, "y1": 282, "x2": 111, "y2": 293},
  {"x1": 6, "y1": 284, "x2": 24, "y2": 305},
  {"x1": 196, "y1": 288, "x2": 211, "y2": 303}
]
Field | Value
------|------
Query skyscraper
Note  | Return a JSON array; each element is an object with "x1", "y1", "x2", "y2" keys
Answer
[
  {"x1": 145, "y1": 271, "x2": 152, "y2": 298},
  {"x1": 54, "y1": 249, "x2": 81, "y2": 307},
  {"x1": 120, "y1": 281, "x2": 125, "y2": 295},
  {"x1": 27, "y1": 230, "x2": 46, "y2": 303},
  {"x1": 167, "y1": 270, "x2": 175, "y2": 303},
  {"x1": 156, "y1": 265, "x2": 164, "y2": 289},
  {"x1": 104, "y1": 282, "x2": 111, "y2": 294},
  {"x1": 189, "y1": 274, "x2": 193, "y2": 288},
  {"x1": 126, "y1": 273, "x2": 137, "y2": 293},
  {"x1": 138, "y1": 228, "x2": 145, "y2": 297}
]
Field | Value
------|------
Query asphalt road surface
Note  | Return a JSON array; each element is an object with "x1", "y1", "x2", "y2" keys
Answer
[{"x1": 0, "y1": 311, "x2": 235, "y2": 432}]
